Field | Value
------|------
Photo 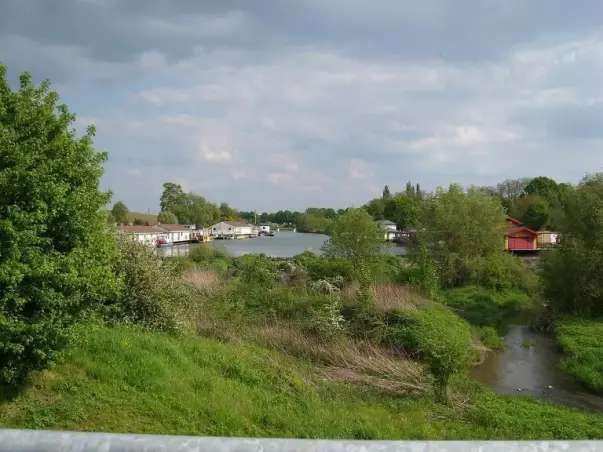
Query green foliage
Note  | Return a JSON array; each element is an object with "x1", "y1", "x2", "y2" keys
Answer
[
  {"x1": 3, "y1": 325, "x2": 602, "y2": 439},
  {"x1": 520, "y1": 197, "x2": 550, "y2": 231},
  {"x1": 157, "y1": 210, "x2": 178, "y2": 224},
  {"x1": 523, "y1": 176, "x2": 560, "y2": 201},
  {"x1": 159, "y1": 182, "x2": 222, "y2": 227},
  {"x1": 111, "y1": 201, "x2": 129, "y2": 224},
  {"x1": 0, "y1": 67, "x2": 119, "y2": 384},
  {"x1": 233, "y1": 254, "x2": 279, "y2": 288},
  {"x1": 445, "y1": 286, "x2": 531, "y2": 330},
  {"x1": 295, "y1": 212, "x2": 331, "y2": 233},
  {"x1": 293, "y1": 251, "x2": 354, "y2": 282},
  {"x1": 556, "y1": 319, "x2": 603, "y2": 395},
  {"x1": 472, "y1": 326, "x2": 505, "y2": 349},
  {"x1": 132, "y1": 217, "x2": 149, "y2": 226},
  {"x1": 383, "y1": 193, "x2": 420, "y2": 229},
  {"x1": 416, "y1": 184, "x2": 509, "y2": 289},
  {"x1": 107, "y1": 238, "x2": 190, "y2": 333},
  {"x1": 382, "y1": 305, "x2": 472, "y2": 402},
  {"x1": 540, "y1": 174, "x2": 603, "y2": 316},
  {"x1": 322, "y1": 208, "x2": 386, "y2": 303}
]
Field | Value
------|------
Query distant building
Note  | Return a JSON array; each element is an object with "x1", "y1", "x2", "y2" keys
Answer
[
  {"x1": 259, "y1": 224, "x2": 271, "y2": 233},
  {"x1": 211, "y1": 221, "x2": 254, "y2": 238},
  {"x1": 376, "y1": 219, "x2": 398, "y2": 241},
  {"x1": 118, "y1": 225, "x2": 167, "y2": 247},
  {"x1": 504, "y1": 216, "x2": 538, "y2": 251},
  {"x1": 157, "y1": 224, "x2": 193, "y2": 244}
]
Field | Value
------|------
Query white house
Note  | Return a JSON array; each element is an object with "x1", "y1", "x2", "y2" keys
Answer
[
  {"x1": 259, "y1": 224, "x2": 271, "y2": 233},
  {"x1": 376, "y1": 220, "x2": 398, "y2": 241},
  {"x1": 118, "y1": 225, "x2": 167, "y2": 247},
  {"x1": 211, "y1": 221, "x2": 254, "y2": 238},
  {"x1": 157, "y1": 224, "x2": 193, "y2": 244}
]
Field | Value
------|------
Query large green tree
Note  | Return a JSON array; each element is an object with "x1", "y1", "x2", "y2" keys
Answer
[
  {"x1": 111, "y1": 201, "x2": 129, "y2": 224},
  {"x1": 0, "y1": 66, "x2": 119, "y2": 383},
  {"x1": 541, "y1": 174, "x2": 603, "y2": 316},
  {"x1": 417, "y1": 184, "x2": 508, "y2": 288},
  {"x1": 157, "y1": 211, "x2": 178, "y2": 224},
  {"x1": 322, "y1": 208, "x2": 386, "y2": 304},
  {"x1": 384, "y1": 193, "x2": 419, "y2": 229}
]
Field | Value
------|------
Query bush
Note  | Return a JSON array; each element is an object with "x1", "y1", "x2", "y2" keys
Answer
[
  {"x1": 445, "y1": 286, "x2": 531, "y2": 330},
  {"x1": 106, "y1": 238, "x2": 190, "y2": 333},
  {"x1": 293, "y1": 251, "x2": 354, "y2": 282},
  {"x1": 381, "y1": 305, "x2": 472, "y2": 402},
  {"x1": 233, "y1": 254, "x2": 279, "y2": 288},
  {"x1": 0, "y1": 68, "x2": 119, "y2": 384}
]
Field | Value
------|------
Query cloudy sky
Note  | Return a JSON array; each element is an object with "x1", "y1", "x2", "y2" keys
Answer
[{"x1": 2, "y1": 0, "x2": 603, "y2": 212}]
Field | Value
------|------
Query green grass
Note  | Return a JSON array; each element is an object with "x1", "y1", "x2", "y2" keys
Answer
[
  {"x1": 444, "y1": 286, "x2": 531, "y2": 331},
  {"x1": 1, "y1": 325, "x2": 602, "y2": 439},
  {"x1": 126, "y1": 212, "x2": 158, "y2": 224},
  {"x1": 557, "y1": 319, "x2": 603, "y2": 395}
]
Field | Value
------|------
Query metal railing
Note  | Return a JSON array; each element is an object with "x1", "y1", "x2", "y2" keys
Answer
[{"x1": 0, "y1": 430, "x2": 602, "y2": 452}]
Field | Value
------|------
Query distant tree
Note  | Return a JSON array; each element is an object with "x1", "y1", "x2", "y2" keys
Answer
[
  {"x1": 541, "y1": 174, "x2": 603, "y2": 316},
  {"x1": 132, "y1": 218, "x2": 149, "y2": 226},
  {"x1": 0, "y1": 66, "x2": 119, "y2": 383},
  {"x1": 405, "y1": 181, "x2": 415, "y2": 197},
  {"x1": 418, "y1": 184, "x2": 508, "y2": 288},
  {"x1": 322, "y1": 208, "x2": 386, "y2": 304},
  {"x1": 158, "y1": 211, "x2": 178, "y2": 225},
  {"x1": 111, "y1": 201, "x2": 129, "y2": 224},
  {"x1": 106, "y1": 212, "x2": 116, "y2": 225},
  {"x1": 220, "y1": 202, "x2": 236, "y2": 221},
  {"x1": 521, "y1": 197, "x2": 551, "y2": 231},
  {"x1": 523, "y1": 176, "x2": 559, "y2": 201},
  {"x1": 364, "y1": 197, "x2": 387, "y2": 220},
  {"x1": 160, "y1": 182, "x2": 186, "y2": 214},
  {"x1": 382, "y1": 185, "x2": 391, "y2": 199},
  {"x1": 384, "y1": 193, "x2": 420, "y2": 229}
]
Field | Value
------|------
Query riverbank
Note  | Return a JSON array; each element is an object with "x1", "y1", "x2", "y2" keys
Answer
[
  {"x1": 1, "y1": 324, "x2": 602, "y2": 439},
  {"x1": 556, "y1": 319, "x2": 603, "y2": 395}
]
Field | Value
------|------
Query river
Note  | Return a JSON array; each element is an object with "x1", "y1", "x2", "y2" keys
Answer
[
  {"x1": 471, "y1": 325, "x2": 603, "y2": 414},
  {"x1": 157, "y1": 231, "x2": 406, "y2": 258}
]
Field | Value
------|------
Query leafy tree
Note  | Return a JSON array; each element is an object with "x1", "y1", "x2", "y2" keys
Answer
[
  {"x1": 132, "y1": 218, "x2": 149, "y2": 226},
  {"x1": 364, "y1": 197, "x2": 387, "y2": 220},
  {"x1": 219, "y1": 202, "x2": 236, "y2": 221},
  {"x1": 322, "y1": 208, "x2": 386, "y2": 304},
  {"x1": 524, "y1": 176, "x2": 559, "y2": 201},
  {"x1": 521, "y1": 197, "x2": 551, "y2": 230},
  {"x1": 160, "y1": 182, "x2": 186, "y2": 215},
  {"x1": 0, "y1": 66, "x2": 119, "y2": 383},
  {"x1": 541, "y1": 174, "x2": 603, "y2": 316},
  {"x1": 384, "y1": 193, "x2": 419, "y2": 230},
  {"x1": 417, "y1": 184, "x2": 507, "y2": 288},
  {"x1": 382, "y1": 185, "x2": 391, "y2": 199},
  {"x1": 111, "y1": 201, "x2": 129, "y2": 224},
  {"x1": 158, "y1": 211, "x2": 178, "y2": 224}
]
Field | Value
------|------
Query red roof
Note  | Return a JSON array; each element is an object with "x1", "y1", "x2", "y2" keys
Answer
[
  {"x1": 506, "y1": 226, "x2": 538, "y2": 237},
  {"x1": 157, "y1": 224, "x2": 189, "y2": 231},
  {"x1": 505, "y1": 216, "x2": 523, "y2": 226},
  {"x1": 119, "y1": 225, "x2": 166, "y2": 234}
]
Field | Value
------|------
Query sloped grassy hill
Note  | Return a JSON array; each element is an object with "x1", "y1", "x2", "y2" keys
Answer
[{"x1": 1, "y1": 325, "x2": 601, "y2": 440}]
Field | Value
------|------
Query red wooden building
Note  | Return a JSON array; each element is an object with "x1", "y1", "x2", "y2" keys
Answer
[{"x1": 504, "y1": 216, "x2": 538, "y2": 251}]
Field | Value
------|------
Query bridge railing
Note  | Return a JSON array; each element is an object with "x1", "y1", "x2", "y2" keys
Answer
[{"x1": 0, "y1": 429, "x2": 602, "y2": 452}]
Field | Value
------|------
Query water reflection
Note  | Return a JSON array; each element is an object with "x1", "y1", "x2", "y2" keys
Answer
[
  {"x1": 157, "y1": 231, "x2": 407, "y2": 259},
  {"x1": 471, "y1": 325, "x2": 603, "y2": 414}
]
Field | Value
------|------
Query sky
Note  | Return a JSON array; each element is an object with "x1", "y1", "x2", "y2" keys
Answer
[{"x1": 2, "y1": 1, "x2": 603, "y2": 213}]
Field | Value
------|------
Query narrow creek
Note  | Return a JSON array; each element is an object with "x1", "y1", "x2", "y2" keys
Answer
[{"x1": 471, "y1": 325, "x2": 603, "y2": 414}]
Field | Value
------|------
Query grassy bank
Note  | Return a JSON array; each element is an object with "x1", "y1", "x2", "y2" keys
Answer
[
  {"x1": 556, "y1": 319, "x2": 603, "y2": 395},
  {"x1": 1, "y1": 324, "x2": 602, "y2": 439}
]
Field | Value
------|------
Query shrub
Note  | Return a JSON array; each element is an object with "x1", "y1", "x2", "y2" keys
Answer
[
  {"x1": 233, "y1": 254, "x2": 279, "y2": 288},
  {"x1": 305, "y1": 296, "x2": 346, "y2": 341},
  {"x1": 381, "y1": 305, "x2": 472, "y2": 403},
  {"x1": 0, "y1": 68, "x2": 119, "y2": 384},
  {"x1": 445, "y1": 286, "x2": 531, "y2": 330},
  {"x1": 293, "y1": 251, "x2": 354, "y2": 282},
  {"x1": 106, "y1": 237, "x2": 190, "y2": 333}
]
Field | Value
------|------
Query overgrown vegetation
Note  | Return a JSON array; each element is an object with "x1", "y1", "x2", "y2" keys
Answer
[{"x1": 4, "y1": 64, "x2": 603, "y2": 441}]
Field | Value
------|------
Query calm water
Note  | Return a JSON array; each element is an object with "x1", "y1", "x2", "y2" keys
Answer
[
  {"x1": 471, "y1": 325, "x2": 603, "y2": 414},
  {"x1": 157, "y1": 231, "x2": 406, "y2": 258}
]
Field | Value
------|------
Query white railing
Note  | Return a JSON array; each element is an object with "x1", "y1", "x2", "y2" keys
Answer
[{"x1": 0, "y1": 430, "x2": 601, "y2": 452}]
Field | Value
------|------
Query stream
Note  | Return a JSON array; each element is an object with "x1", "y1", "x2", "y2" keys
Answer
[{"x1": 471, "y1": 325, "x2": 603, "y2": 414}]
